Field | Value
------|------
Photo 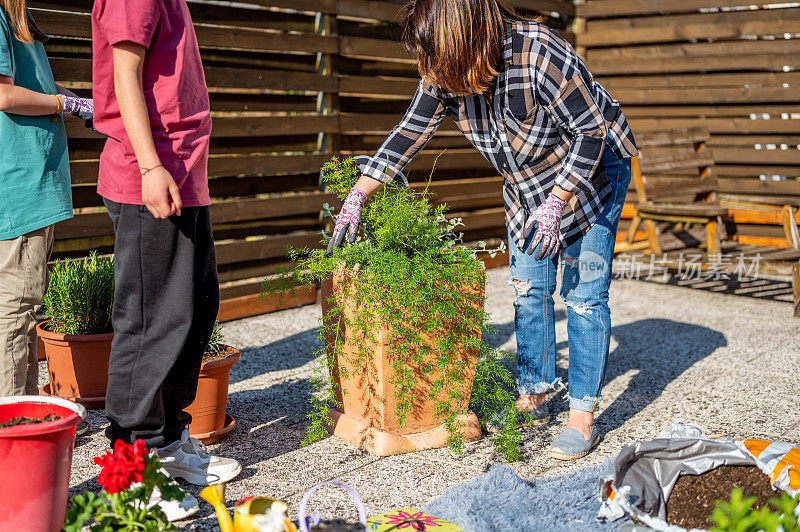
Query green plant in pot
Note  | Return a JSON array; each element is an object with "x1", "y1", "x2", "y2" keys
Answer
[
  {"x1": 264, "y1": 157, "x2": 529, "y2": 460},
  {"x1": 185, "y1": 320, "x2": 241, "y2": 444},
  {"x1": 39, "y1": 252, "x2": 114, "y2": 408}
]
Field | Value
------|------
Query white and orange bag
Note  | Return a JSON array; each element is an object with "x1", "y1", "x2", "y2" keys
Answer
[{"x1": 597, "y1": 422, "x2": 799, "y2": 531}]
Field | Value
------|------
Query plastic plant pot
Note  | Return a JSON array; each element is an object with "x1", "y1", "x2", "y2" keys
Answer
[
  {"x1": 37, "y1": 321, "x2": 112, "y2": 409},
  {"x1": 186, "y1": 346, "x2": 240, "y2": 444},
  {"x1": 0, "y1": 395, "x2": 86, "y2": 532}
]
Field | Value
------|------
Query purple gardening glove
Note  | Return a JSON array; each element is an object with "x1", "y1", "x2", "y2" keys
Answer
[
  {"x1": 523, "y1": 193, "x2": 568, "y2": 260},
  {"x1": 56, "y1": 94, "x2": 93, "y2": 121},
  {"x1": 327, "y1": 187, "x2": 367, "y2": 255}
]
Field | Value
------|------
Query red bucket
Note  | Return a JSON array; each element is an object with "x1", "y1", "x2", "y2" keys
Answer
[{"x1": 0, "y1": 395, "x2": 86, "y2": 532}]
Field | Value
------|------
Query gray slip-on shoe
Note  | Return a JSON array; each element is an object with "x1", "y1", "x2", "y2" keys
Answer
[{"x1": 548, "y1": 426, "x2": 600, "y2": 460}]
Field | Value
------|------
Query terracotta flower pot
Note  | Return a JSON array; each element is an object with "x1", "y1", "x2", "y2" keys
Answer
[
  {"x1": 36, "y1": 321, "x2": 113, "y2": 409},
  {"x1": 36, "y1": 318, "x2": 46, "y2": 361},
  {"x1": 186, "y1": 346, "x2": 240, "y2": 444},
  {"x1": 321, "y1": 265, "x2": 485, "y2": 456}
]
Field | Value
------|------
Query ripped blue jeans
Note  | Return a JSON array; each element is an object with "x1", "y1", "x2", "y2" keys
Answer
[{"x1": 508, "y1": 149, "x2": 631, "y2": 412}]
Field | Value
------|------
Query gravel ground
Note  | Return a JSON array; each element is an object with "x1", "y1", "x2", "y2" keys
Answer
[{"x1": 61, "y1": 267, "x2": 800, "y2": 530}]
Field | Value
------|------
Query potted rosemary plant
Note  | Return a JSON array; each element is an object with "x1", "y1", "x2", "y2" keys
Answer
[
  {"x1": 39, "y1": 252, "x2": 114, "y2": 408},
  {"x1": 185, "y1": 321, "x2": 240, "y2": 444},
  {"x1": 265, "y1": 158, "x2": 524, "y2": 459}
]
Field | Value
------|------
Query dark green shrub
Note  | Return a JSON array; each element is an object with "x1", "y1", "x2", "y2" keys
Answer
[
  {"x1": 43, "y1": 252, "x2": 114, "y2": 335},
  {"x1": 263, "y1": 157, "x2": 531, "y2": 460}
]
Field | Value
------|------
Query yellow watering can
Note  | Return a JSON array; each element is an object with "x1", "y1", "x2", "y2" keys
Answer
[{"x1": 200, "y1": 483, "x2": 298, "y2": 532}]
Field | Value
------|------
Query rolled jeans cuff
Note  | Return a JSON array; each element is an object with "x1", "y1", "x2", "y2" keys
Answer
[
  {"x1": 518, "y1": 377, "x2": 564, "y2": 396},
  {"x1": 569, "y1": 394, "x2": 601, "y2": 413}
]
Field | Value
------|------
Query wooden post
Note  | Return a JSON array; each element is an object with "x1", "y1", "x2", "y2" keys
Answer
[
  {"x1": 630, "y1": 156, "x2": 660, "y2": 252},
  {"x1": 315, "y1": 11, "x2": 338, "y2": 154},
  {"x1": 315, "y1": 10, "x2": 339, "y2": 235},
  {"x1": 572, "y1": 0, "x2": 586, "y2": 56},
  {"x1": 631, "y1": 156, "x2": 647, "y2": 205},
  {"x1": 782, "y1": 205, "x2": 800, "y2": 250},
  {"x1": 645, "y1": 219, "x2": 662, "y2": 254},
  {"x1": 793, "y1": 261, "x2": 800, "y2": 318},
  {"x1": 705, "y1": 217, "x2": 720, "y2": 261},
  {"x1": 626, "y1": 213, "x2": 642, "y2": 244}
]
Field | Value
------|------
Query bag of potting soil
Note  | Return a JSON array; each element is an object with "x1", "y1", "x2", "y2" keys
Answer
[{"x1": 597, "y1": 421, "x2": 800, "y2": 531}]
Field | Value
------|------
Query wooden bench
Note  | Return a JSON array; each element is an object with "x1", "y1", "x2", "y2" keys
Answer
[
  {"x1": 716, "y1": 183, "x2": 800, "y2": 318},
  {"x1": 619, "y1": 127, "x2": 724, "y2": 256},
  {"x1": 615, "y1": 127, "x2": 800, "y2": 317}
]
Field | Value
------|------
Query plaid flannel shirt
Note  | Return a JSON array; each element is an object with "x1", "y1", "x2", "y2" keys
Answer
[{"x1": 355, "y1": 20, "x2": 638, "y2": 250}]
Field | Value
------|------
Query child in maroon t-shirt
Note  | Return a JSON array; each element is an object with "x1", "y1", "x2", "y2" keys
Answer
[{"x1": 92, "y1": 0, "x2": 239, "y2": 519}]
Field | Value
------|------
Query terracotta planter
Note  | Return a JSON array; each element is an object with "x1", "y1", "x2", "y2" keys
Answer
[
  {"x1": 321, "y1": 265, "x2": 485, "y2": 456},
  {"x1": 36, "y1": 317, "x2": 46, "y2": 361},
  {"x1": 36, "y1": 321, "x2": 113, "y2": 409},
  {"x1": 186, "y1": 346, "x2": 240, "y2": 444}
]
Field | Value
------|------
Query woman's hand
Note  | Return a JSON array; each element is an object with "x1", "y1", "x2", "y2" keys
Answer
[
  {"x1": 523, "y1": 193, "x2": 568, "y2": 260},
  {"x1": 327, "y1": 187, "x2": 367, "y2": 255},
  {"x1": 56, "y1": 94, "x2": 93, "y2": 120}
]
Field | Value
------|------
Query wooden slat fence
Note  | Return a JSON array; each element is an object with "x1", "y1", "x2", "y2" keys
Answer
[
  {"x1": 35, "y1": 0, "x2": 340, "y2": 312},
  {"x1": 577, "y1": 1, "x2": 800, "y2": 248},
  {"x1": 31, "y1": 0, "x2": 574, "y2": 319}
]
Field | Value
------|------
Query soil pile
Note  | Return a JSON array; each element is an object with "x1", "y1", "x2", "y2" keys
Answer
[
  {"x1": 666, "y1": 465, "x2": 776, "y2": 530},
  {"x1": 0, "y1": 413, "x2": 61, "y2": 429},
  {"x1": 202, "y1": 346, "x2": 235, "y2": 364}
]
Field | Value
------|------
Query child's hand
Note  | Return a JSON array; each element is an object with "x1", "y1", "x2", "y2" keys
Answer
[
  {"x1": 141, "y1": 166, "x2": 182, "y2": 219},
  {"x1": 57, "y1": 95, "x2": 93, "y2": 120}
]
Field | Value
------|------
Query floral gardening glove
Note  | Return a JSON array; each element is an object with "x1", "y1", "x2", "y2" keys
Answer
[
  {"x1": 327, "y1": 187, "x2": 367, "y2": 255},
  {"x1": 56, "y1": 94, "x2": 94, "y2": 121},
  {"x1": 523, "y1": 193, "x2": 568, "y2": 260}
]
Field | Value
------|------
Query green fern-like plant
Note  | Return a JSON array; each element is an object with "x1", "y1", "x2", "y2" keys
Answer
[
  {"x1": 203, "y1": 320, "x2": 227, "y2": 359},
  {"x1": 263, "y1": 157, "x2": 524, "y2": 460},
  {"x1": 710, "y1": 487, "x2": 800, "y2": 532},
  {"x1": 43, "y1": 252, "x2": 114, "y2": 335}
]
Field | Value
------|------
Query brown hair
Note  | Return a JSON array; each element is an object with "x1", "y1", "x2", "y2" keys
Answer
[
  {"x1": 402, "y1": 0, "x2": 542, "y2": 95},
  {"x1": 1, "y1": 0, "x2": 48, "y2": 44}
]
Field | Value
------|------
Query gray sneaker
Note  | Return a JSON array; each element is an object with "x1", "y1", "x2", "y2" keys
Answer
[
  {"x1": 156, "y1": 429, "x2": 241, "y2": 486},
  {"x1": 548, "y1": 426, "x2": 600, "y2": 460},
  {"x1": 131, "y1": 482, "x2": 200, "y2": 522},
  {"x1": 149, "y1": 486, "x2": 199, "y2": 522}
]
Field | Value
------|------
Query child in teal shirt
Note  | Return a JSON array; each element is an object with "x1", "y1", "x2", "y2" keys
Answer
[{"x1": 0, "y1": 3, "x2": 92, "y2": 397}]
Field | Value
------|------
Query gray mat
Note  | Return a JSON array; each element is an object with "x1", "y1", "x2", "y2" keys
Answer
[{"x1": 424, "y1": 460, "x2": 623, "y2": 532}]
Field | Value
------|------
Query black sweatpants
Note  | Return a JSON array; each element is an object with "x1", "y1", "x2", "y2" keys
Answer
[{"x1": 103, "y1": 199, "x2": 219, "y2": 448}]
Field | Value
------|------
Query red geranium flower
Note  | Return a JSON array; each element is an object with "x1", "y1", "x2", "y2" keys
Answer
[{"x1": 94, "y1": 439, "x2": 149, "y2": 494}]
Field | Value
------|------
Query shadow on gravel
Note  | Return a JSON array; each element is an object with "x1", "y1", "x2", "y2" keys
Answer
[
  {"x1": 228, "y1": 378, "x2": 315, "y2": 426},
  {"x1": 596, "y1": 318, "x2": 727, "y2": 433},
  {"x1": 641, "y1": 274, "x2": 795, "y2": 305},
  {"x1": 491, "y1": 318, "x2": 728, "y2": 434},
  {"x1": 229, "y1": 329, "x2": 322, "y2": 384}
]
